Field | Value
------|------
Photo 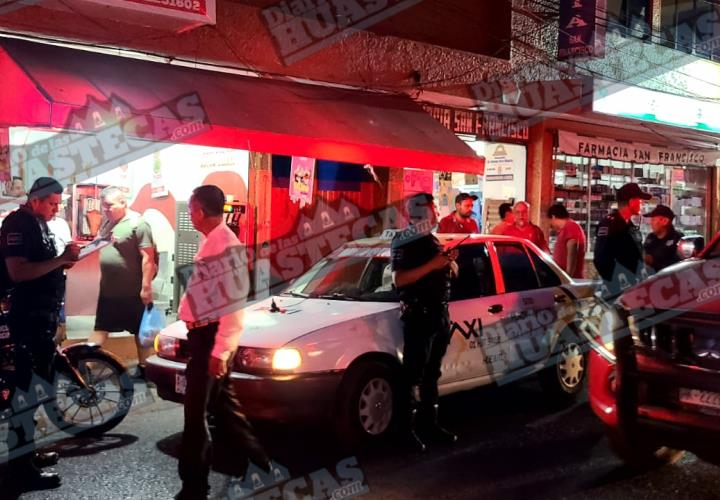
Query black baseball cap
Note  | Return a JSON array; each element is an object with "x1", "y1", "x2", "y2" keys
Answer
[
  {"x1": 616, "y1": 182, "x2": 652, "y2": 202},
  {"x1": 406, "y1": 192, "x2": 435, "y2": 218},
  {"x1": 455, "y1": 192, "x2": 478, "y2": 204},
  {"x1": 27, "y1": 177, "x2": 63, "y2": 199},
  {"x1": 643, "y1": 204, "x2": 675, "y2": 219}
]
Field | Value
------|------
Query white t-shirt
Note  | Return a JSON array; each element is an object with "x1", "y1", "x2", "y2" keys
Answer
[{"x1": 47, "y1": 216, "x2": 72, "y2": 256}]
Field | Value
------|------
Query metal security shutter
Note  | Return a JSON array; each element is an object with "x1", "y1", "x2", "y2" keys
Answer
[{"x1": 173, "y1": 201, "x2": 200, "y2": 312}]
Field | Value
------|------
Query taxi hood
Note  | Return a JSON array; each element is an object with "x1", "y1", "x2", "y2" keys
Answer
[
  {"x1": 160, "y1": 296, "x2": 399, "y2": 348},
  {"x1": 619, "y1": 257, "x2": 720, "y2": 314}
]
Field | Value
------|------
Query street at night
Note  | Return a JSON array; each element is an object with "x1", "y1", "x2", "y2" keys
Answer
[
  {"x1": 11, "y1": 378, "x2": 718, "y2": 500},
  {"x1": 2, "y1": 0, "x2": 720, "y2": 498}
]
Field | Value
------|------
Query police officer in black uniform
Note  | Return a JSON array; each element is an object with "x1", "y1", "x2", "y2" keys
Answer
[
  {"x1": 1, "y1": 177, "x2": 80, "y2": 493},
  {"x1": 391, "y1": 193, "x2": 458, "y2": 452},
  {"x1": 593, "y1": 182, "x2": 652, "y2": 298},
  {"x1": 642, "y1": 204, "x2": 683, "y2": 273}
]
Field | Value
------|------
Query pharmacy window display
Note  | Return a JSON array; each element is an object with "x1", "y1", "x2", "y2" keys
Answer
[
  {"x1": 553, "y1": 155, "x2": 711, "y2": 255},
  {"x1": 553, "y1": 132, "x2": 717, "y2": 257}
]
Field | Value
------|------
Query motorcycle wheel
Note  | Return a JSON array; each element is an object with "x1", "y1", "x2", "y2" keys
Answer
[{"x1": 44, "y1": 349, "x2": 135, "y2": 437}]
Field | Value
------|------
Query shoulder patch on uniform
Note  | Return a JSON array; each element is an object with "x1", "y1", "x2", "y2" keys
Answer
[
  {"x1": 666, "y1": 240, "x2": 675, "y2": 246},
  {"x1": 597, "y1": 226, "x2": 609, "y2": 236},
  {"x1": 6, "y1": 233, "x2": 22, "y2": 246}
]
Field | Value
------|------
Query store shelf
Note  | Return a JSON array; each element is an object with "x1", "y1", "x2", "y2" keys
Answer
[{"x1": 554, "y1": 157, "x2": 710, "y2": 254}]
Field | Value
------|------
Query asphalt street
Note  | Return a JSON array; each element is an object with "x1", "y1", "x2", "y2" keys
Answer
[{"x1": 10, "y1": 379, "x2": 720, "y2": 500}]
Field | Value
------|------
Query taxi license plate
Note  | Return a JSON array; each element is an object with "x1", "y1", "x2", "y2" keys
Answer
[
  {"x1": 679, "y1": 388, "x2": 720, "y2": 412},
  {"x1": 175, "y1": 373, "x2": 187, "y2": 395}
]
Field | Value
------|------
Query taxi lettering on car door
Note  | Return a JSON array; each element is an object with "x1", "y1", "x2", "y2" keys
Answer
[
  {"x1": 441, "y1": 240, "x2": 571, "y2": 385},
  {"x1": 441, "y1": 242, "x2": 511, "y2": 384}
]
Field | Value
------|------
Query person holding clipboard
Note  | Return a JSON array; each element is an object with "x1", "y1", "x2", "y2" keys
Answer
[{"x1": 0, "y1": 177, "x2": 80, "y2": 494}]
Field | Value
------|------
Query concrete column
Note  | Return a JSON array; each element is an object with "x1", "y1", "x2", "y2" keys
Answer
[
  {"x1": 711, "y1": 167, "x2": 719, "y2": 239},
  {"x1": 650, "y1": 0, "x2": 662, "y2": 44},
  {"x1": 249, "y1": 152, "x2": 272, "y2": 299},
  {"x1": 249, "y1": 152, "x2": 272, "y2": 245},
  {"x1": 526, "y1": 122, "x2": 554, "y2": 234}
]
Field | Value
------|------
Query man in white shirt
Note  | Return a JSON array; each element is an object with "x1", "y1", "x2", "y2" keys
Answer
[
  {"x1": 175, "y1": 185, "x2": 270, "y2": 500},
  {"x1": 47, "y1": 213, "x2": 72, "y2": 345},
  {"x1": 47, "y1": 215, "x2": 72, "y2": 256}
]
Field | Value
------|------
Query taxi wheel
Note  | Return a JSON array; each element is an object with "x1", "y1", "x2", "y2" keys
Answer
[
  {"x1": 335, "y1": 361, "x2": 397, "y2": 447},
  {"x1": 539, "y1": 330, "x2": 586, "y2": 404},
  {"x1": 606, "y1": 427, "x2": 685, "y2": 470}
]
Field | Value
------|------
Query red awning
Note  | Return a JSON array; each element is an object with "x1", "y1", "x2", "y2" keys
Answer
[{"x1": 0, "y1": 38, "x2": 484, "y2": 174}]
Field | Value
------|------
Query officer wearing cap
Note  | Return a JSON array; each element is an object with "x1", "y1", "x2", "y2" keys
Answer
[
  {"x1": 643, "y1": 204, "x2": 683, "y2": 273},
  {"x1": 0, "y1": 177, "x2": 80, "y2": 493},
  {"x1": 593, "y1": 182, "x2": 651, "y2": 295},
  {"x1": 437, "y1": 193, "x2": 479, "y2": 234},
  {"x1": 391, "y1": 193, "x2": 459, "y2": 452}
]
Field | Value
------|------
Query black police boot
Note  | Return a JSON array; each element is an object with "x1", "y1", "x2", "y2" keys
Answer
[
  {"x1": 23, "y1": 470, "x2": 62, "y2": 492},
  {"x1": 233, "y1": 413, "x2": 272, "y2": 473},
  {"x1": 402, "y1": 408, "x2": 427, "y2": 453},
  {"x1": 175, "y1": 484, "x2": 209, "y2": 500},
  {"x1": 6, "y1": 462, "x2": 61, "y2": 493},
  {"x1": 421, "y1": 404, "x2": 457, "y2": 444},
  {"x1": 402, "y1": 388, "x2": 426, "y2": 453},
  {"x1": 33, "y1": 450, "x2": 59, "y2": 468},
  {"x1": 247, "y1": 446, "x2": 273, "y2": 474}
]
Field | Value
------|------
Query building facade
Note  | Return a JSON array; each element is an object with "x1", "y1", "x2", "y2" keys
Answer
[{"x1": 0, "y1": 0, "x2": 718, "y2": 307}]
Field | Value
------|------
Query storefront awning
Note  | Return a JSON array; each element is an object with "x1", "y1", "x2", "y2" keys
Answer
[{"x1": 0, "y1": 38, "x2": 484, "y2": 174}]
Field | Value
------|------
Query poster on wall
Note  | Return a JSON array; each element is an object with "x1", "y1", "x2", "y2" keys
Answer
[
  {"x1": 485, "y1": 144, "x2": 515, "y2": 181},
  {"x1": 404, "y1": 169, "x2": 434, "y2": 195},
  {"x1": 117, "y1": 164, "x2": 133, "y2": 200},
  {"x1": 151, "y1": 151, "x2": 168, "y2": 198},
  {"x1": 437, "y1": 172, "x2": 454, "y2": 218},
  {"x1": 289, "y1": 156, "x2": 315, "y2": 208},
  {"x1": 480, "y1": 142, "x2": 527, "y2": 202}
]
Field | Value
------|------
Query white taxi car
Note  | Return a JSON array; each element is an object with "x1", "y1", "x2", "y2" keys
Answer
[{"x1": 147, "y1": 233, "x2": 597, "y2": 443}]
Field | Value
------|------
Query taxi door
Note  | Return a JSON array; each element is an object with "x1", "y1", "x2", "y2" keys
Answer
[
  {"x1": 488, "y1": 241, "x2": 566, "y2": 386},
  {"x1": 440, "y1": 242, "x2": 513, "y2": 384}
]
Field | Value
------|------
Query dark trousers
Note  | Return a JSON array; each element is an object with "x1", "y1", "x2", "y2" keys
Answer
[
  {"x1": 4, "y1": 313, "x2": 58, "y2": 472},
  {"x1": 401, "y1": 304, "x2": 451, "y2": 406},
  {"x1": 178, "y1": 325, "x2": 268, "y2": 492}
]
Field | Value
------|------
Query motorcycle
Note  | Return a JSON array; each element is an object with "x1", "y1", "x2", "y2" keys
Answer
[
  {"x1": 0, "y1": 309, "x2": 135, "y2": 438},
  {"x1": 45, "y1": 341, "x2": 135, "y2": 437}
]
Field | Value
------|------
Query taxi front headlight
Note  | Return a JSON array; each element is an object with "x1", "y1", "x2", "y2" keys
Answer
[
  {"x1": 236, "y1": 347, "x2": 273, "y2": 371},
  {"x1": 235, "y1": 347, "x2": 302, "y2": 372},
  {"x1": 272, "y1": 348, "x2": 302, "y2": 371}
]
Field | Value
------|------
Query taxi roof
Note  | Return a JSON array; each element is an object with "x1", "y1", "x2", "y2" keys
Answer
[{"x1": 344, "y1": 231, "x2": 537, "y2": 248}]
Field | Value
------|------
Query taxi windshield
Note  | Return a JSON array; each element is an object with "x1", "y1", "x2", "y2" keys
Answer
[{"x1": 284, "y1": 250, "x2": 398, "y2": 302}]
